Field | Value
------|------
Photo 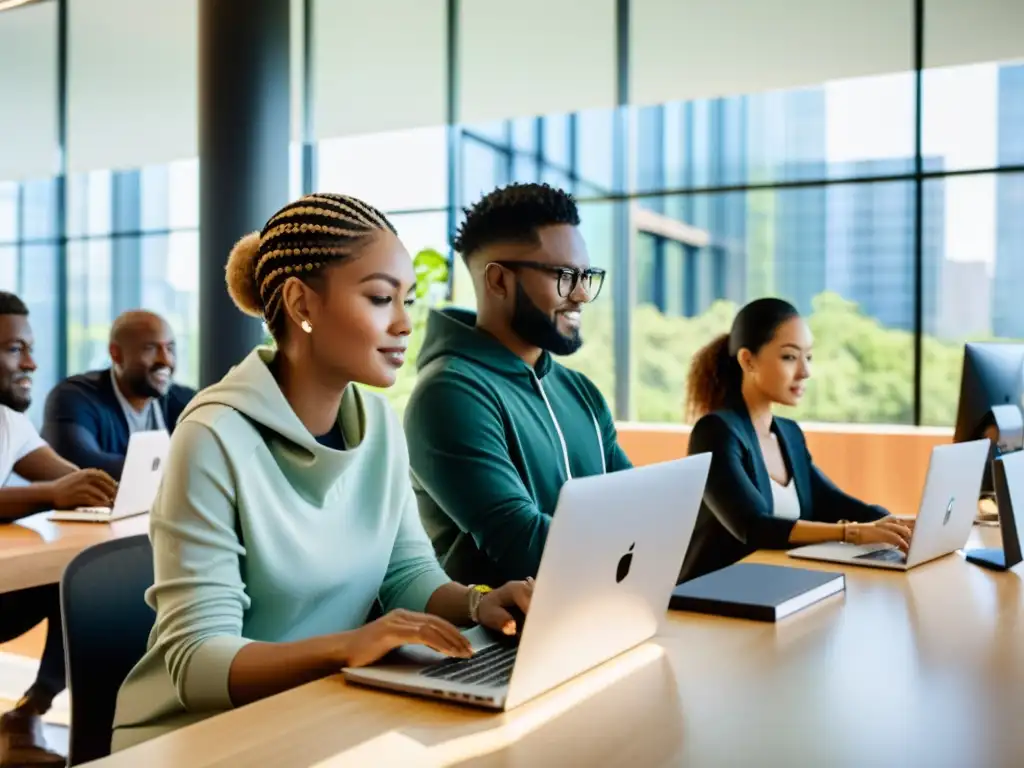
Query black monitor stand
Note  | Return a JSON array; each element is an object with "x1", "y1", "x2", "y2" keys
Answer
[
  {"x1": 965, "y1": 547, "x2": 1015, "y2": 571},
  {"x1": 964, "y1": 450, "x2": 1024, "y2": 572}
]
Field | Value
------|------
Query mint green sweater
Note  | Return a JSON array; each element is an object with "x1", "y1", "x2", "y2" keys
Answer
[{"x1": 110, "y1": 348, "x2": 450, "y2": 751}]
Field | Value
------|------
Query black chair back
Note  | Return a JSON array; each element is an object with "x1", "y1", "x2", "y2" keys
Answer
[{"x1": 60, "y1": 534, "x2": 154, "y2": 766}]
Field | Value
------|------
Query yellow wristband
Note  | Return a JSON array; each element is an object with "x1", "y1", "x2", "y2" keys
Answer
[{"x1": 467, "y1": 584, "x2": 492, "y2": 623}]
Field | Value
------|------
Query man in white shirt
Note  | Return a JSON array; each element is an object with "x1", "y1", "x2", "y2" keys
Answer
[{"x1": 0, "y1": 292, "x2": 118, "y2": 767}]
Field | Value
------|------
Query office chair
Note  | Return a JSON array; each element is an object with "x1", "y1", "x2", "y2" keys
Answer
[{"x1": 60, "y1": 535, "x2": 154, "y2": 766}]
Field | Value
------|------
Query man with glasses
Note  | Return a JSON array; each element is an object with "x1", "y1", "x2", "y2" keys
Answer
[{"x1": 405, "y1": 183, "x2": 632, "y2": 586}]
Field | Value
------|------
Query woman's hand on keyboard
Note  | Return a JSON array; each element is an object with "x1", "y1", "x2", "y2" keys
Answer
[
  {"x1": 851, "y1": 518, "x2": 914, "y2": 552},
  {"x1": 340, "y1": 609, "x2": 473, "y2": 668},
  {"x1": 47, "y1": 469, "x2": 118, "y2": 509},
  {"x1": 477, "y1": 578, "x2": 534, "y2": 637}
]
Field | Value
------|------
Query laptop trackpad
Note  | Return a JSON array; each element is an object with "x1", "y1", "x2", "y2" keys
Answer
[
  {"x1": 392, "y1": 625, "x2": 497, "y2": 666},
  {"x1": 854, "y1": 548, "x2": 906, "y2": 564}
]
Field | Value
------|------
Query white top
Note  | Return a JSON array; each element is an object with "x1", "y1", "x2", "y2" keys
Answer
[
  {"x1": 110, "y1": 369, "x2": 166, "y2": 434},
  {"x1": 770, "y1": 476, "x2": 801, "y2": 520},
  {"x1": 0, "y1": 405, "x2": 46, "y2": 485}
]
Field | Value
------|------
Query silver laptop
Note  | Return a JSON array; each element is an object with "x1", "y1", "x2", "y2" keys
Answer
[
  {"x1": 787, "y1": 438, "x2": 991, "y2": 570},
  {"x1": 50, "y1": 430, "x2": 170, "y2": 522},
  {"x1": 342, "y1": 452, "x2": 711, "y2": 710}
]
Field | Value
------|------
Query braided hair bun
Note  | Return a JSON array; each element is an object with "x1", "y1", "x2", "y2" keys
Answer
[{"x1": 225, "y1": 231, "x2": 262, "y2": 317}]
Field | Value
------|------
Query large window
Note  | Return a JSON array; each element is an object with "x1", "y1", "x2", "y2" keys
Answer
[
  {"x1": 921, "y1": 172, "x2": 1024, "y2": 426},
  {"x1": 317, "y1": 127, "x2": 449, "y2": 212},
  {"x1": 447, "y1": 60, "x2": 1024, "y2": 426},
  {"x1": 631, "y1": 183, "x2": 919, "y2": 424},
  {"x1": 0, "y1": 176, "x2": 61, "y2": 425},
  {"x1": 66, "y1": 160, "x2": 200, "y2": 389},
  {"x1": 2, "y1": 0, "x2": 1023, "y2": 430}
]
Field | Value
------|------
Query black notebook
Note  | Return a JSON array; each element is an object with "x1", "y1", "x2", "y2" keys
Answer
[{"x1": 670, "y1": 563, "x2": 845, "y2": 622}]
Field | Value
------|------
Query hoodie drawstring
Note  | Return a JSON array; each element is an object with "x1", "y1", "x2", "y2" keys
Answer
[{"x1": 530, "y1": 371, "x2": 606, "y2": 481}]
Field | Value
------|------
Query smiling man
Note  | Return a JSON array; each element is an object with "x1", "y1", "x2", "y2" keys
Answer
[
  {"x1": 0, "y1": 291, "x2": 119, "y2": 766},
  {"x1": 42, "y1": 310, "x2": 195, "y2": 480},
  {"x1": 405, "y1": 183, "x2": 632, "y2": 586}
]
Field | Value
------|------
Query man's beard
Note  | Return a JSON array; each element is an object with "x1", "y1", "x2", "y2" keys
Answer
[
  {"x1": 127, "y1": 368, "x2": 170, "y2": 399},
  {"x1": 510, "y1": 283, "x2": 583, "y2": 357},
  {"x1": 0, "y1": 373, "x2": 32, "y2": 413}
]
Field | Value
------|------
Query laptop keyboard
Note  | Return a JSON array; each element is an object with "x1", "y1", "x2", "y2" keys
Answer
[
  {"x1": 855, "y1": 548, "x2": 906, "y2": 564},
  {"x1": 420, "y1": 643, "x2": 518, "y2": 687}
]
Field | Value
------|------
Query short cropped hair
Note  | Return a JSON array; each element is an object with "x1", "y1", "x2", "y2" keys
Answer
[
  {"x1": 0, "y1": 291, "x2": 28, "y2": 317},
  {"x1": 453, "y1": 182, "x2": 580, "y2": 261}
]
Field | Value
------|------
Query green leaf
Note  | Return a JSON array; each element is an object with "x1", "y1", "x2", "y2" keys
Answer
[{"x1": 414, "y1": 248, "x2": 449, "y2": 299}]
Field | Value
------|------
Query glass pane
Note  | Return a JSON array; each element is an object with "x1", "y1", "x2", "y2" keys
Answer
[
  {"x1": 137, "y1": 160, "x2": 200, "y2": 233},
  {"x1": 382, "y1": 211, "x2": 451, "y2": 414},
  {"x1": 541, "y1": 163, "x2": 573, "y2": 191},
  {"x1": 0, "y1": 246, "x2": 15, "y2": 291},
  {"x1": 167, "y1": 158, "x2": 199, "y2": 230},
  {"x1": 317, "y1": 126, "x2": 448, "y2": 211},
  {"x1": 290, "y1": 141, "x2": 303, "y2": 200},
  {"x1": 66, "y1": 170, "x2": 112, "y2": 238},
  {"x1": 922, "y1": 173, "x2": 1024, "y2": 427},
  {"x1": 141, "y1": 232, "x2": 200, "y2": 388},
  {"x1": 512, "y1": 154, "x2": 539, "y2": 185},
  {"x1": 20, "y1": 244, "x2": 59, "y2": 426},
  {"x1": 510, "y1": 118, "x2": 536, "y2": 153},
  {"x1": 631, "y1": 71, "x2": 915, "y2": 194},
  {"x1": 542, "y1": 114, "x2": 571, "y2": 168},
  {"x1": 391, "y1": 211, "x2": 448, "y2": 262},
  {"x1": 559, "y1": 200, "x2": 616, "y2": 412},
  {"x1": 0, "y1": 182, "x2": 16, "y2": 242},
  {"x1": 67, "y1": 233, "x2": 200, "y2": 388},
  {"x1": 67, "y1": 238, "x2": 114, "y2": 374},
  {"x1": 21, "y1": 177, "x2": 59, "y2": 240},
  {"x1": 140, "y1": 164, "x2": 170, "y2": 231},
  {"x1": 463, "y1": 109, "x2": 616, "y2": 200},
  {"x1": 460, "y1": 134, "x2": 509, "y2": 209},
  {"x1": 575, "y1": 107, "x2": 615, "y2": 197},
  {"x1": 922, "y1": 60, "x2": 1024, "y2": 174},
  {"x1": 463, "y1": 120, "x2": 507, "y2": 145},
  {"x1": 630, "y1": 182, "x2": 917, "y2": 425}
]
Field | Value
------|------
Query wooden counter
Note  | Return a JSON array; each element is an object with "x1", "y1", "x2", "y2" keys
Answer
[
  {"x1": 0, "y1": 512, "x2": 148, "y2": 595},
  {"x1": 85, "y1": 526, "x2": 1024, "y2": 767}
]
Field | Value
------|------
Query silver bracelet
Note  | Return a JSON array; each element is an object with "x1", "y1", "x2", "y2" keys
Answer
[{"x1": 467, "y1": 587, "x2": 483, "y2": 624}]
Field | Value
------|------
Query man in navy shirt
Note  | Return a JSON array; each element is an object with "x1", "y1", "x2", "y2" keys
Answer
[{"x1": 42, "y1": 310, "x2": 194, "y2": 479}]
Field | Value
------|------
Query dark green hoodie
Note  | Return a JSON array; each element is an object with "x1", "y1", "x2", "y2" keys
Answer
[{"x1": 405, "y1": 307, "x2": 632, "y2": 586}]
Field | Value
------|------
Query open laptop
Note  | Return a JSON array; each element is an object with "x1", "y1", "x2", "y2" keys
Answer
[
  {"x1": 50, "y1": 430, "x2": 170, "y2": 522},
  {"x1": 342, "y1": 452, "x2": 712, "y2": 711},
  {"x1": 786, "y1": 438, "x2": 991, "y2": 571}
]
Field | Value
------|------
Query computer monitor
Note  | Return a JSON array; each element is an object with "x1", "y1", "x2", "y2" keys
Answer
[{"x1": 953, "y1": 342, "x2": 1024, "y2": 496}]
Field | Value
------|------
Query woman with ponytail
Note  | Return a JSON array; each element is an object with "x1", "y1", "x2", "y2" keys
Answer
[{"x1": 677, "y1": 298, "x2": 913, "y2": 582}]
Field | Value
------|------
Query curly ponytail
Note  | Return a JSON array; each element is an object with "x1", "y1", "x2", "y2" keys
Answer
[{"x1": 684, "y1": 333, "x2": 742, "y2": 423}]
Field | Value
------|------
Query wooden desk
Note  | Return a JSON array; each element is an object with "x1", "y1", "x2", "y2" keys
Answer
[
  {"x1": 86, "y1": 527, "x2": 1024, "y2": 767},
  {"x1": 0, "y1": 513, "x2": 148, "y2": 594}
]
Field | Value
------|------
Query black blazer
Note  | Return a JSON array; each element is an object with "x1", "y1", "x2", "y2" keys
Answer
[
  {"x1": 678, "y1": 403, "x2": 887, "y2": 583},
  {"x1": 41, "y1": 368, "x2": 195, "y2": 481}
]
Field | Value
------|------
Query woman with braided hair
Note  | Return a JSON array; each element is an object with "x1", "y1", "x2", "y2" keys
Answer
[{"x1": 111, "y1": 193, "x2": 532, "y2": 750}]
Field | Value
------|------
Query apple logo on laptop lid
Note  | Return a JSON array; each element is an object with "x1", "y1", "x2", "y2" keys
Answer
[
  {"x1": 616, "y1": 543, "x2": 635, "y2": 583},
  {"x1": 943, "y1": 497, "x2": 954, "y2": 525}
]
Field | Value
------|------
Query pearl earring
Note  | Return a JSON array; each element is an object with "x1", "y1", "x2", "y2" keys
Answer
[{"x1": 300, "y1": 319, "x2": 312, "y2": 334}]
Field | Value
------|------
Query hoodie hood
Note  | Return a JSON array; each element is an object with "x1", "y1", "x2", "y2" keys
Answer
[
  {"x1": 179, "y1": 347, "x2": 366, "y2": 504},
  {"x1": 417, "y1": 307, "x2": 552, "y2": 378}
]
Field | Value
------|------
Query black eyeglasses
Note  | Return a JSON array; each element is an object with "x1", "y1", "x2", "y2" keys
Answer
[{"x1": 490, "y1": 261, "x2": 607, "y2": 301}]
